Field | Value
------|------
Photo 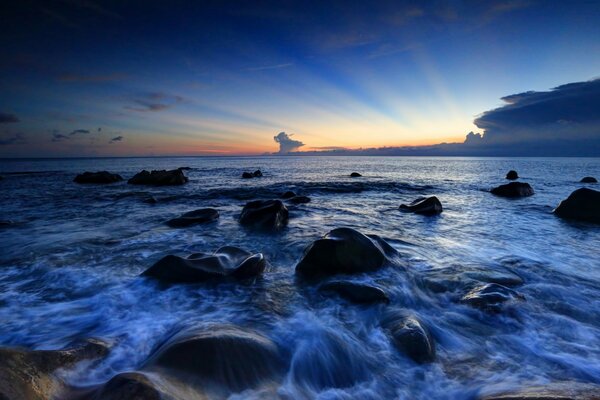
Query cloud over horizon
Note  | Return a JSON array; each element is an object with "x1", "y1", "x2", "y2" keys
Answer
[{"x1": 273, "y1": 131, "x2": 305, "y2": 153}]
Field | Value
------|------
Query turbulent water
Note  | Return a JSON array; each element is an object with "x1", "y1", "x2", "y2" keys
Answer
[{"x1": 0, "y1": 156, "x2": 599, "y2": 399}]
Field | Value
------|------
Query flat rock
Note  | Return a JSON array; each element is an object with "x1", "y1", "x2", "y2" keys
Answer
[
  {"x1": 554, "y1": 188, "x2": 600, "y2": 223},
  {"x1": 239, "y1": 200, "x2": 289, "y2": 231},
  {"x1": 421, "y1": 265, "x2": 523, "y2": 294},
  {"x1": 399, "y1": 196, "x2": 443, "y2": 215},
  {"x1": 128, "y1": 169, "x2": 188, "y2": 186},
  {"x1": 350, "y1": 172, "x2": 362, "y2": 177},
  {"x1": 320, "y1": 281, "x2": 389, "y2": 304},
  {"x1": 479, "y1": 382, "x2": 600, "y2": 399},
  {"x1": 74, "y1": 171, "x2": 123, "y2": 184},
  {"x1": 491, "y1": 182, "x2": 534, "y2": 197},
  {"x1": 288, "y1": 195, "x2": 311, "y2": 204},
  {"x1": 461, "y1": 283, "x2": 525, "y2": 313},
  {"x1": 382, "y1": 311, "x2": 435, "y2": 363},
  {"x1": 505, "y1": 170, "x2": 519, "y2": 180},
  {"x1": 166, "y1": 208, "x2": 219, "y2": 228},
  {"x1": 580, "y1": 176, "x2": 597, "y2": 183}
]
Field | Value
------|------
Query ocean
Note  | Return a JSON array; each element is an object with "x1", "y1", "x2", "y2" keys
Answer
[{"x1": 0, "y1": 156, "x2": 599, "y2": 399}]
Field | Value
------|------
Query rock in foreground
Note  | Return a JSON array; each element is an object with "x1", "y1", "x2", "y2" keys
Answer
[
  {"x1": 479, "y1": 382, "x2": 600, "y2": 400},
  {"x1": 142, "y1": 246, "x2": 267, "y2": 283},
  {"x1": 74, "y1": 171, "x2": 123, "y2": 184},
  {"x1": 554, "y1": 188, "x2": 600, "y2": 223},
  {"x1": 382, "y1": 311, "x2": 435, "y2": 363},
  {"x1": 128, "y1": 169, "x2": 188, "y2": 186},
  {"x1": 505, "y1": 170, "x2": 519, "y2": 180},
  {"x1": 295, "y1": 227, "x2": 395, "y2": 279},
  {"x1": 580, "y1": 176, "x2": 597, "y2": 183},
  {"x1": 461, "y1": 283, "x2": 524, "y2": 313},
  {"x1": 166, "y1": 208, "x2": 219, "y2": 228},
  {"x1": 490, "y1": 182, "x2": 534, "y2": 198},
  {"x1": 320, "y1": 281, "x2": 389, "y2": 304},
  {"x1": 85, "y1": 372, "x2": 164, "y2": 400},
  {"x1": 399, "y1": 196, "x2": 443, "y2": 215},
  {"x1": 239, "y1": 200, "x2": 289, "y2": 231}
]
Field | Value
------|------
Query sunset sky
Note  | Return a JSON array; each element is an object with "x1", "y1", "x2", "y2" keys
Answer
[{"x1": 1, "y1": 0, "x2": 599, "y2": 157}]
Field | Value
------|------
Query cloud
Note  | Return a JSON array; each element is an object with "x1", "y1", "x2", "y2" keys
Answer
[
  {"x1": 109, "y1": 135, "x2": 123, "y2": 143},
  {"x1": 125, "y1": 92, "x2": 184, "y2": 112},
  {"x1": 0, "y1": 113, "x2": 19, "y2": 123},
  {"x1": 51, "y1": 132, "x2": 69, "y2": 142},
  {"x1": 246, "y1": 63, "x2": 294, "y2": 71},
  {"x1": 273, "y1": 132, "x2": 305, "y2": 154},
  {"x1": 69, "y1": 129, "x2": 90, "y2": 136},
  {"x1": 0, "y1": 133, "x2": 26, "y2": 145}
]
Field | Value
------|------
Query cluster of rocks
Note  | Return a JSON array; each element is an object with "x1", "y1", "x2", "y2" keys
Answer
[{"x1": 74, "y1": 168, "x2": 189, "y2": 186}]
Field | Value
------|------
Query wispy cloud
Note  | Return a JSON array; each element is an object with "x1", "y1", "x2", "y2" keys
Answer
[
  {"x1": 124, "y1": 92, "x2": 184, "y2": 112},
  {"x1": 69, "y1": 129, "x2": 90, "y2": 136},
  {"x1": 109, "y1": 135, "x2": 123, "y2": 143},
  {"x1": 0, "y1": 133, "x2": 26, "y2": 145},
  {"x1": 0, "y1": 113, "x2": 19, "y2": 123},
  {"x1": 58, "y1": 73, "x2": 127, "y2": 82},
  {"x1": 246, "y1": 63, "x2": 294, "y2": 71}
]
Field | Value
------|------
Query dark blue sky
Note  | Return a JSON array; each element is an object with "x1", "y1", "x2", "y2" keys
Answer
[{"x1": 1, "y1": 0, "x2": 599, "y2": 156}]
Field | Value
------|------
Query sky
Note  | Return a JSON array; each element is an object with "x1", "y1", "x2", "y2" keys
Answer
[{"x1": 0, "y1": 0, "x2": 599, "y2": 157}]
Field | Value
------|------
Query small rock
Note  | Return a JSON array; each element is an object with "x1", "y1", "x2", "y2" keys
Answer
[
  {"x1": 505, "y1": 170, "x2": 519, "y2": 180},
  {"x1": 166, "y1": 208, "x2": 219, "y2": 228},
  {"x1": 554, "y1": 188, "x2": 600, "y2": 223},
  {"x1": 490, "y1": 182, "x2": 534, "y2": 197},
  {"x1": 74, "y1": 171, "x2": 123, "y2": 184},
  {"x1": 281, "y1": 191, "x2": 296, "y2": 199},
  {"x1": 128, "y1": 169, "x2": 188, "y2": 186},
  {"x1": 320, "y1": 281, "x2": 389, "y2": 304},
  {"x1": 87, "y1": 372, "x2": 163, "y2": 400},
  {"x1": 399, "y1": 196, "x2": 443, "y2": 215},
  {"x1": 350, "y1": 172, "x2": 362, "y2": 177},
  {"x1": 253, "y1": 170, "x2": 263, "y2": 177},
  {"x1": 288, "y1": 195, "x2": 311, "y2": 204},
  {"x1": 242, "y1": 172, "x2": 254, "y2": 179},
  {"x1": 580, "y1": 176, "x2": 597, "y2": 183},
  {"x1": 239, "y1": 200, "x2": 289, "y2": 231},
  {"x1": 461, "y1": 283, "x2": 524, "y2": 313},
  {"x1": 142, "y1": 195, "x2": 158, "y2": 204},
  {"x1": 382, "y1": 311, "x2": 435, "y2": 363}
]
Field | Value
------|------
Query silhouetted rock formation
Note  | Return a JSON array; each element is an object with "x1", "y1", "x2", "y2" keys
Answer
[
  {"x1": 505, "y1": 170, "x2": 519, "y2": 180},
  {"x1": 350, "y1": 172, "x2": 362, "y2": 177},
  {"x1": 128, "y1": 169, "x2": 188, "y2": 186},
  {"x1": 554, "y1": 188, "x2": 600, "y2": 223},
  {"x1": 320, "y1": 281, "x2": 389, "y2": 304},
  {"x1": 280, "y1": 191, "x2": 296, "y2": 199},
  {"x1": 288, "y1": 195, "x2": 311, "y2": 204},
  {"x1": 490, "y1": 182, "x2": 534, "y2": 197},
  {"x1": 242, "y1": 170, "x2": 263, "y2": 179},
  {"x1": 74, "y1": 171, "x2": 123, "y2": 184},
  {"x1": 166, "y1": 208, "x2": 219, "y2": 228},
  {"x1": 580, "y1": 176, "x2": 597, "y2": 183},
  {"x1": 461, "y1": 283, "x2": 524, "y2": 313},
  {"x1": 399, "y1": 196, "x2": 443, "y2": 215},
  {"x1": 383, "y1": 311, "x2": 435, "y2": 363},
  {"x1": 239, "y1": 200, "x2": 289, "y2": 231},
  {"x1": 142, "y1": 246, "x2": 266, "y2": 283}
]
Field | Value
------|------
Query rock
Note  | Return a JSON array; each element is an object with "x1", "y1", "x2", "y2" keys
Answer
[
  {"x1": 87, "y1": 372, "x2": 163, "y2": 400},
  {"x1": 142, "y1": 196, "x2": 158, "y2": 204},
  {"x1": 295, "y1": 228, "x2": 395, "y2": 279},
  {"x1": 490, "y1": 182, "x2": 534, "y2": 197},
  {"x1": 505, "y1": 170, "x2": 519, "y2": 180},
  {"x1": 281, "y1": 191, "x2": 297, "y2": 199},
  {"x1": 350, "y1": 172, "x2": 362, "y2": 177},
  {"x1": 253, "y1": 170, "x2": 263, "y2": 177},
  {"x1": 399, "y1": 196, "x2": 443, "y2": 215},
  {"x1": 142, "y1": 246, "x2": 267, "y2": 283},
  {"x1": 461, "y1": 283, "x2": 524, "y2": 313},
  {"x1": 128, "y1": 169, "x2": 188, "y2": 186},
  {"x1": 288, "y1": 195, "x2": 311, "y2": 204},
  {"x1": 421, "y1": 265, "x2": 523, "y2": 294},
  {"x1": 320, "y1": 281, "x2": 389, "y2": 304},
  {"x1": 178, "y1": 166, "x2": 192, "y2": 170},
  {"x1": 554, "y1": 188, "x2": 600, "y2": 223},
  {"x1": 382, "y1": 311, "x2": 435, "y2": 363},
  {"x1": 74, "y1": 171, "x2": 123, "y2": 184},
  {"x1": 242, "y1": 172, "x2": 253, "y2": 179},
  {"x1": 479, "y1": 382, "x2": 600, "y2": 399},
  {"x1": 0, "y1": 220, "x2": 13, "y2": 227},
  {"x1": 580, "y1": 176, "x2": 597, "y2": 183},
  {"x1": 166, "y1": 208, "x2": 219, "y2": 228},
  {"x1": 0, "y1": 339, "x2": 109, "y2": 400},
  {"x1": 146, "y1": 324, "x2": 284, "y2": 392},
  {"x1": 239, "y1": 200, "x2": 289, "y2": 231}
]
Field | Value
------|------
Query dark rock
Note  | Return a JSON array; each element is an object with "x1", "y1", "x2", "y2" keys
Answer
[
  {"x1": 288, "y1": 195, "x2": 311, "y2": 204},
  {"x1": 178, "y1": 166, "x2": 192, "y2": 170},
  {"x1": 399, "y1": 196, "x2": 443, "y2": 215},
  {"x1": 253, "y1": 170, "x2": 263, "y2": 177},
  {"x1": 242, "y1": 172, "x2": 253, "y2": 179},
  {"x1": 580, "y1": 176, "x2": 597, "y2": 183},
  {"x1": 382, "y1": 311, "x2": 435, "y2": 363},
  {"x1": 74, "y1": 171, "x2": 123, "y2": 184},
  {"x1": 239, "y1": 200, "x2": 289, "y2": 231},
  {"x1": 479, "y1": 382, "x2": 600, "y2": 400},
  {"x1": 146, "y1": 324, "x2": 284, "y2": 391},
  {"x1": 320, "y1": 281, "x2": 389, "y2": 304},
  {"x1": 166, "y1": 208, "x2": 219, "y2": 228},
  {"x1": 88, "y1": 372, "x2": 163, "y2": 400},
  {"x1": 421, "y1": 265, "x2": 523, "y2": 294},
  {"x1": 461, "y1": 283, "x2": 524, "y2": 313},
  {"x1": 505, "y1": 170, "x2": 519, "y2": 180},
  {"x1": 350, "y1": 172, "x2": 362, "y2": 177},
  {"x1": 554, "y1": 188, "x2": 600, "y2": 223},
  {"x1": 0, "y1": 339, "x2": 109, "y2": 400},
  {"x1": 128, "y1": 169, "x2": 188, "y2": 186},
  {"x1": 490, "y1": 182, "x2": 534, "y2": 197},
  {"x1": 281, "y1": 191, "x2": 297, "y2": 199},
  {"x1": 295, "y1": 228, "x2": 394, "y2": 279},
  {"x1": 142, "y1": 246, "x2": 267, "y2": 283}
]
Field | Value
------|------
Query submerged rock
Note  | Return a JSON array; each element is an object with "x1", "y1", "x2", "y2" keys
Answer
[
  {"x1": 505, "y1": 170, "x2": 519, "y2": 180},
  {"x1": 350, "y1": 172, "x2": 362, "y2": 177},
  {"x1": 146, "y1": 324, "x2": 284, "y2": 392},
  {"x1": 281, "y1": 191, "x2": 296, "y2": 199},
  {"x1": 295, "y1": 228, "x2": 395, "y2": 279},
  {"x1": 242, "y1": 170, "x2": 263, "y2": 179},
  {"x1": 128, "y1": 169, "x2": 188, "y2": 186},
  {"x1": 490, "y1": 182, "x2": 534, "y2": 197},
  {"x1": 166, "y1": 208, "x2": 219, "y2": 228},
  {"x1": 74, "y1": 171, "x2": 123, "y2": 184},
  {"x1": 85, "y1": 372, "x2": 163, "y2": 400},
  {"x1": 0, "y1": 339, "x2": 109, "y2": 400},
  {"x1": 461, "y1": 283, "x2": 524, "y2": 313},
  {"x1": 142, "y1": 246, "x2": 266, "y2": 283},
  {"x1": 479, "y1": 382, "x2": 600, "y2": 400},
  {"x1": 554, "y1": 188, "x2": 600, "y2": 223},
  {"x1": 320, "y1": 281, "x2": 389, "y2": 304},
  {"x1": 239, "y1": 200, "x2": 289, "y2": 231},
  {"x1": 382, "y1": 311, "x2": 435, "y2": 363},
  {"x1": 399, "y1": 196, "x2": 443, "y2": 215},
  {"x1": 580, "y1": 176, "x2": 597, "y2": 183},
  {"x1": 421, "y1": 265, "x2": 523, "y2": 294},
  {"x1": 288, "y1": 195, "x2": 311, "y2": 204}
]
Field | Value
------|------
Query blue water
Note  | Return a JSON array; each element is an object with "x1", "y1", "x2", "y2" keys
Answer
[{"x1": 0, "y1": 156, "x2": 599, "y2": 399}]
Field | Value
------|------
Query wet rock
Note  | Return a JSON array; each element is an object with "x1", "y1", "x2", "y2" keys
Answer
[
  {"x1": 177, "y1": 166, "x2": 192, "y2": 170},
  {"x1": 505, "y1": 170, "x2": 519, "y2": 180},
  {"x1": 554, "y1": 188, "x2": 600, "y2": 223},
  {"x1": 399, "y1": 196, "x2": 443, "y2": 215},
  {"x1": 288, "y1": 195, "x2": 311, "y2": 204},
  {"x1": 242, "y1": 172, "x2": 253, "y2": 179},
  {"x1": 461, "y1": 283, "x2": 525, "y2": 313},
  {"x1": 242, "y1": 170, "x2": 263, "y2": 179},
  {"x1": 281, "y1": 191, "x2": 296, "y2": 199},
  {"x1": 239, "y1": 200, "x2": 289, "y2": 231},
  {"x1": 128, "y1": 169, "x2": 188, "y2": 186},
  {"x1": 0, "y1": 339, "x2": 109, "y2": 400},
  {"x1": 320, "y1": 281, "x2": 389, "y2": 304},
  {"x1": 580, "y1": 176, "x2": 597, "y2": 183},
  {"x1": 350, "y1": 172, "x2": 362, "y2": 177},
  {"x1": 490, "y1": 182, "x2": 534, "y2": 197},
  {"x1": 253, "y1": 169, "x2": 263, "y2": 177},
  {"x1": 166, "y1": 208, "x2": 219, "y2": 228},
  {"x1": 421, "y1": 265, "x2": 523, "y2": 294},
  {"x1": 87, "y1": 372, "x2": 163, "y2": 400},
  {"x1": 295, "y1": 228, "x2": 395, "y2": 279},
  {"x1": 74, "y1": 171, "x2": 123, "y2": 184},
  {"x1": 479, "y1": 382, "x2": 600, "y2": 399},
  {"x1": 146, "y1": 324, "x2": 284, "y2": 392},
  {"x1": 142, "y1": 246, "x2": 267, "y2": 283},
  {"x1": 382, "y1": 311, "x2": 435, "y2": 363}
]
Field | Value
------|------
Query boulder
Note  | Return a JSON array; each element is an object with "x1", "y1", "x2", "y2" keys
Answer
[
  {"x1": 74, "y1": 171, "x2": 123, "y2": 184},
  {"x1": 288, "y1": 195, "x2": 311, "y2": 204},
  {"x1": 382, "y1": 311, "x2": 435, "y2": 363},
  {"x1": 128, "y1": 169, "x2": 188, "y2": 186},
  {"x1": 580, "y1": 176, "x2": 597, "y2": 183},
  {"x1": 320, "y1": 281, "x2": 389, "y2": 304},
  {"x1": 146, "y1": 324, "x2": 284, "y2": 391},
  {"x1": 86, "y1": 372, "x2": 163, "y2": 400},
  {"x1": 295, "y1": 228, "x2": 395, "y2": 279},
  {"x1": 253, "y1": 170, "x2": 263, "y2": 177},
  {"x1": 166, "y1": 208, "x2": 219, "y2": 228},
  {"x1": 0, "y1": 339, "x2": 109, "y2": 400},
  {"x1": 461, "y1": 283, "x2": 524, "y2": 313},
  {"x1": 479, "y1": 382, "x2": 600, "y2": 399},
  {"x1": 399, "y1": 196, "x2": 443, "y2": 215},
  {"x1": 490, "y1": 182, "x2": 534, "y2": 197},
  {"x1": 350, "y1": 172, "x2": 362, "y2": 177},
  {"x1": 505, "y1": 170, "x2": 519, "y2": 180},
  {"x1": 281, "y1": 191, "x2": 296, "y2": 199},
  {"x1": 239, "y1": 200, "x2": 289, "y2": 231},
  {"x1": 242, "y1": 172, "x2": 253, "y2": 179},
  {"x1": 142, "y1": 246, "x2": 267, "y2": 283},
  {"x1": 553, "y1": 188, "x2": 600, "y2": 223},
  {"x1": 421, "y1": 265, "x2": 523, "y2": 294}
]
